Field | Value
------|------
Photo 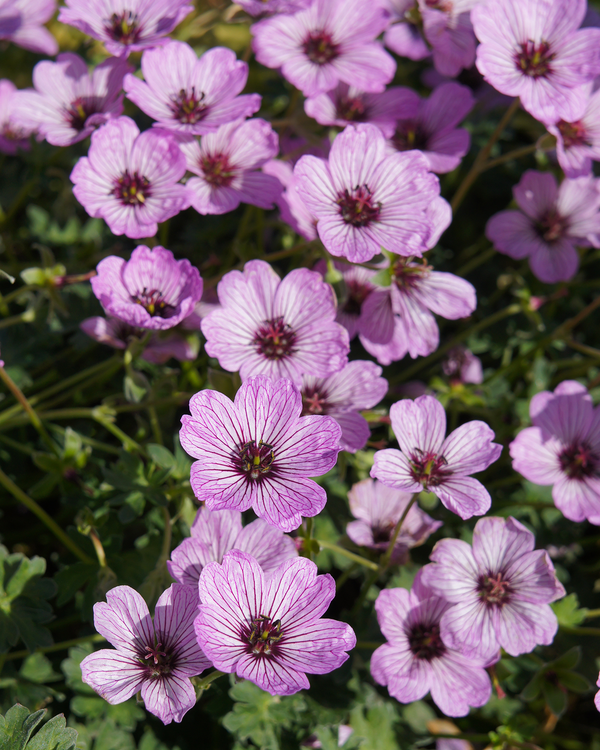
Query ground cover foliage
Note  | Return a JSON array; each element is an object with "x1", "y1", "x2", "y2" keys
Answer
[{"x1": 1, "y1": 0, "x2": 600, "y2": 748}]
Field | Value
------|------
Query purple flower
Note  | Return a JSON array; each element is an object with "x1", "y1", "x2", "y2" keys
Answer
[
  {"x1": 510, "y1": 380, "x2": 600, "y2": 525},
  {"x1": 180, "y1": 119, "x2": 282, "y2": 215},
  {"x1": 0, "y1": 0, "x2": 58, "y2": 55},
  {"x1": 58, "y1": 0, "x2": 193, "y2": 58},
  {"x1": 179, "y1": 376, "x2": 342, "y2": 531},
  {"x1": 301, "y1": 360, "x2": 388, "y2": 452},
  {"x1": 14, "y1": 54, "x2": 130, "y2": 147},
  {"x1": 195, "y1": 550, "x2": 356, "y2": 695},
  {"x1": 388, "y1": 82, "x2": 475, "y2": 174},
  {"x1": 304, "y1": 83, "x2": 419, "y2": 139},
  {"x1": 486, "y1": 170, "x2": 600, "y2": 284},
  {"x1": 0, "y1": 79, "x2": 34, "y2": 155},
  {"x1": 251, "y1": 0, "x2": 395, "y2": 98},
  {"x1": 70, "y1": 117, "x2": 189, "y2": 239},
  {"x1": 346, "y1": 478, "x2": 442, "y2": 563},
  {"x1": 236, "y1": 0, "x2": 312, "y2": 15},
  {"x1": 90, "y1": 245, "x2": 203, "y2": 330},
  {"x1": 167, "y1": 506, "x2": 298, "y2": 588},
  {"x1": 472, "y1": 0, "x2": 600, "y2": 122},
  {"x1": 80, "y1": 316, "x2": 197, "y2": 363},
  {"x1": 421, "y1": 516, "x2": 565, "y2": 661},
  {"x1": 124, "y1": 43, "x2": 261, "y2": 137},
  {"x1": 596, "y1": 674, "x2": 600, "y2": 713},
  {"x1": 371, "y1": 570, "x2": 492, "y2": 717},
  {"x1": 80, "y1": 584, "x2": 211, "y2": 725},
  {"x1": 201, "y1": 260, "x2": 349, "y2": 386},
  {"x1": 381, "y1": 0, "x2": 430, "y2": 62},
  {"x1": 371, "y1": 394, "x2": 502, "y2": 519},
  {"x1": 362, "y1": 257, "x2": 476, "y2": 363},
  {"x1": 442, "y1": 346, "x2": 483, "y2": 385},
  {"x1": 294, "y1": 124, "x2": 450, "y2": 264},
  {"x1": 546, "y1": 86, "x2": 600, "y2": 177}
]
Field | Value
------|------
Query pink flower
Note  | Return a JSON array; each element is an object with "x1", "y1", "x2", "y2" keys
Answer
[
  {"x1": 545, "y1": 86, "x2": 600, "y2": 177},
  {"x1": 294, "y1": 124, "x2": 450, "y2": 264},
  {"x1": 0, "y1": 0, "x2": 58, "y2": 55},
  {"x1": 304, "y1": 82, "x2": 419, "y2": 138},
  {"x1": 180, "y1": 119, "x2": 282, "y2": 215},
  {"x1": 486, "y1": 170, "x2": 600, "y2": 284},
  {"x1": 510, "y1": 380, "x2": 600, "y2": 525},
  {"x1": 70, "y1": 117, "x2": 189, "y2": 239},
  {"x1": 421, "y1": 516, "x2": 565, "y2": 661},
  {"x1": 443, "y1": 346, "x2": 483, "y2": 384},
  {"x1": 371, "y1": 570, "x2": 492, "y2": 717},
  {"x1": 346, "y1": 479, "x2": 442, "y2": 563},
  {"x1": 596, "y1": 673, "x2": 600, "y2": 713},
  {"x1": 90, "y1": 245, "x2": 202, "y2": 331},
  {"x1": 381, "y1": 0, "x2": 430, "y2": 62},
  {"x1": 58, "y1": 0, "x2": 193, "y2": 58},
  {"x1": 0, "y1": 79, "x2": 34, "y2": 155},
  {"x1": 168, "y1": 506, "x2": 298, "y2": 588},
  {"x1": 179, "y1": 376, "x2": 342, "y2": 531},
  {"x1": 472, "y1": 0, "x2": 600, "y2": 122},
  {"x1": 201, "y1": 260, "x2": 349, "y2": 387},
  {"x1": 371, "y1": 394, "x2": 502, "y2": 519},
  {"x1": 236, "y1": 0, "x2": 311, "y2": 15},
  {"x1": 14, "y1": 54, "x2": 130, "y2": 147},
  {"x1": 80, "y1": 584, "x2": 211, "y2": 725},
  {"x1": 301, "y1": 360, "x2": 388, "y2": 452},
  {"x1": 389, "y1": 82, "x2": 475, "y2": 174},
  {"x1": 195, "y1": 550, "x2": 356, "y2": 695},
  {"x1": 251, "y1": 0, "x2": 395, "y2": 98},
  {"x1": 124, "y1": 43, "x2": 261, "y2": 137}
]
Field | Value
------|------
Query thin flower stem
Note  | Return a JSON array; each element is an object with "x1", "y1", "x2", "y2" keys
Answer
[
  {"x1": 0, "y1": 466, "x2": 94, "y2": 564},
  {"x1": 148, "y1": 405, "x2": 163, "y2": 445},
  {"x1": 378, "y1": 495, "x2": 418, "y2": 572},
  {"x1": 585, "y1": 608, "x2": 600, "y2": 619},
  {"x1": 565, "y1": 338, "x2": 600, "y2": 359},
  {"x1": 48, "y1": 425, "x2": 121, "y2": 455},
  {"x1": 451, "y1": 97, "x2": 521, "y2": 213},
  {"x1": 3, "y1": 634, "x2": 106, "y2": 662},
  {"x1": 455, "y1": 246, "x2": 496, "y2": 278},
  {"x1": 560, "y1": 625, "x2": 600, "y2": 636},
  {"x1": 0, "y1": 311, "x2": 32, "y2": 329},
  {"x1": 0, "y1": 365, "x2": 59, "y2": 455},
  {"x1": 0, "y1": 433, "x2": 36, "y2": 455},
  {"x1": 481, "y1": 142, "x2": 540, "y2": 172},
  {"x1": 161, "y1": 507, "x2": 172, "y2": 562},
  {"x1": 89, "y1": 530, "x2": 108, "y2": 568},
  {"x1": 93, "y1": 412, "x2": 146, "y2": 455},
  {"x1": 194, "y1": 669, "x2": 226, "y2": 691},
  {"x1": 316, "y1": 540, "x2": 379, "y2": 571},
  {"x1": 0, "y1": 284, "x2": 37, "y2": 306}
]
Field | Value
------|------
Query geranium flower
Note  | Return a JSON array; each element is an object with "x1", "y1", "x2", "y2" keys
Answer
[
  {"x1": 179, "y1": 376, "x2": 342, "y2": 531},
  {"x1": 70, "y1": 117, "x2": 189, "y2": 238},
  {"x1": 195, "y1": 550, "x2": 356, "y2": 695},
  {"x1": 442, "y1": 346, "x2": 483, "y2": 385},
  {"x1": 81, "y1": 584, "x2": 211, "y2": 725},
  {"x1": 236, "y1": 0, "x2": 311, "y2": 15},
  {"x1": 546, "y1": 86, "x2": 600, "y2": 178},
  {"x1": 0, "y1": 0, "x2": 58, "y2": 55},
  {"x1": 371, "y1": 394, "x2": 502, "y2": 519},
  {"x1": 0, "y1": 79, "x2": 35, "y2": 155}
]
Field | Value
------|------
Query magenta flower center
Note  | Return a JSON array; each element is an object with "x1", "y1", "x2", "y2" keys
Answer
[
  {"x1": 372, "y1": 521, "x2": 395, "y2": 544},
  {"x1": 114, "y1": 171, "x2": 151, "y2": 206},
  {"x1": 557, "y1": 120, "x2": 591, "y2": 149},
  {"x1": 244, "y1": 614, "x2": 283, "y2": 657},
  {"x1": 302, "y1": 387, "x2": 329, "y2": 415},
  {"x1": 64, "y1": 96, "x2": 102, "y2": 131},
  {"x1": 515, "y1": 40, "x2": 555, "y2": 78},
  {"x1": 201, "y1": 153, "x2": 236, "y2": 187},
  {"x1": 409, "y1": 448, "x2": 451, "y2": 489},
  {"x1": 392, "y1": 121, "x2": 428, "y2": 153},
  {"x1": 336, "y1": 95, "x2": 367, "y2": 122},
  {"x1": 392, "y1": 259, "x2": 431, "y2": 290},
  {"x1": 106, "y1": 10, "x2": 140, "y2": 44},
  {"x1": 407, "y1": 621, "x2": 446, "y2": 660},
  {"x1": 537, "y1": 208, "x2": 568, "y2": 243},
  {"x1": 253, "y1": 317, "x2": 298, "y2": 360},
  {"x1": 142, "y1": 641, "x2": 173, "y2": 677},
  {"x1": 237, "y1": 440, "x2": 275, "y2": 480},
  {"x1": 559, "y1": 441, "x2": 599, "y2": 479},
  {"x1": 131, "y1": 288, "x2": 175, "y2": 317},
  {"x1": 303, "y1": 30, "x2": 340, "y2": 65},
  {"x1": 337, "y1": 185, "x2": 381, "y2": 228},
  {"x1": 171, "y1": 87, "x2": 207, "y2": 125},
  {"x1": 477, "y1": 571, "x2": 512, "y2": 607}
]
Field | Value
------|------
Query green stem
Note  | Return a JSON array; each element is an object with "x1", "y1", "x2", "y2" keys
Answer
[
  {"x1": 0, "y1": 433, "x2": 36, "y2": 455},
  {"x1": 455, "y1": 246, "x2": 496, "y2": 278},
  {"x1": 194, "y1": 669, "x2": 226, "y2": 691},
  {"x1": 560, "y1": 625, "x2": 600, "y2": 636},
  {"x1": 481, "y1": 142, "x2": 539, "y2": 172},
  {"x1": 47, "y1": 425, "x2": 121, "y2": 455},
  {"x1": 0, "y1": 466, "x2": 94, "y2": 564},
  {"x1": 316, "y1": 540, "x2": 379, "y2": 571},
  {"x1": 148, "y1": 405, "x2": 163, "y2": 445},
  {"x1": 565, "y1": 339, "x2": 600, "y2": 359},
  {"x1": 0, "y1": 311, "x2": 31, "y2": 329},
  {"x1": 0, "y1": 284, "x2": 37, "y2": 306},
  {"x1": 3, "y1": 634, "x2": 106, "y2": 661},
  {"x1": 93, "y1": 412, "x2": 146, "y2": 454},
  {"x1": 585, "y1": 608, "x2": 600, "y2": 619},
  {"x1": 378, "y1": 495, "x2": 418, "y2": 572}
]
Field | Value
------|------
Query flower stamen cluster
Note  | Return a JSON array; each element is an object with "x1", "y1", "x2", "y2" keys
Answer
[
  {"x1": 336, "y1": 185, "x2": 381, "y2": 228},
  {"x1": 409, "y1": 449, "x2": 451, "y2": 489},
  {"x1": 245, "y1": 615, "x2": 283, "y2": 656},
  {"x1": 171, "y1": 88, "x2": 207, "y2": 124},
  {"x1": 477, "y1": 572, "x2": 512, "y2": 607},
  {"x1": 302, "y1": 31, "x2": 340, "y2": 65},
  {"x1": 107, "y1": 11, "x2": 140, "y2": 45},
  {"x1": 238, "y1": 440, "x2": 275, "y2": 480},
  {"x1": 407, "y1": 622, "x2": 446, "y2": 661},
  {"x1": 515, "y1": 39, "x2": 555, "y2": 78}
]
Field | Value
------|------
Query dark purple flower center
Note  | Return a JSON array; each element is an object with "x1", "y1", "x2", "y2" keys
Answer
[
  {"x1": 336, "y1": 95, "x2": 368, "y2": 123},
  {"x1": 171, "y1": 87, "x2": 207, "y2": 125},
  {"x1": 106, "y1": 10, "x2": 141, "y2": 44},
  {"x1": 407, "y1": 621, "x2": 446, "y2": 660},
  {"x1": 536, "y1": 208, "x2": 568, "y2": 243},
  {"x1": 201, "y1": 153, "x2": 235, "y2": 187},
  {"x1": 409, "y1": 448, "x2": 451, "y2": 489},
  {"x1": 114, "y1": 171, "x2": 151, "y2": 206},
  {"x1": 132, "y1": 288, "x2": 175, "y2": 317},
  {"x1": 337, "y1": 185, "x2": 381, "y2": 228},
  {"x1": 557, "y1": 120, "x2": 591, "y2": 149},
  {"x1": 477, "y1": 571, "x2": 512, "y2": 607},
  {"x1": 142, "y1": 641, "x2": 173, "y2": 678},
  {"x1": 302, "y1": 386, "x2": 329, "y2": 415},
  {"x1": 342, "y1": 279, "x2": 372, "y2": 317},
  {"x1": 303, "y1": 30, "x2": 340, "y2": 65},
  {"x1": 424, "y1": 0, "x2": 453, "y2": 10},
  {"x1": 559, "y1": 441, "x2": 600, "y2": 480},
  {"x1": 253, "y1": 317, "x2": 297, "y2": 360},
  {"x1": 244, "y1": 614, "x2": 283, "y2": 657},
  {"x1": 515, "y1": 40, "x2": 555, "y2": 78},
  {"x1": 237, "y1": 440, "x2": 275, "y2": 480},
  {"x1": 372, "y1": 521, "x2": 395, "y2": 544},
  {"x1": 392, "y1": 121, "x2": 428, "y2": 152},
  {"x1": 64, "y1": 96, "x2": 102, "y2": 131},
  {"x1": 392, "y1": 258, "x2": 431, "y2": 290}
]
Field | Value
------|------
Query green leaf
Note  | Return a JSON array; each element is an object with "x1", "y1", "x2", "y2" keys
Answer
[
  {"x1": 402, "y1": 700, "x2": 436, "y2": 733},
  {"x1": 0, "y1": 705, "x2": 76, "y2": 750},
  {"x1": 146, "y1": 444, "x2": 175, "y2": 470},
  {"x1": 548, "y1": 646, "x2": 580, "y2": 671},
  {"x1": 54, "y1": 563, "x2": 98, "y2": 607},
  {"x1": 349, "y1": 690, "x2": 399, "y2": 750},
  {"x1": 520, "y1": 673, "x2": 542, "y2": 701},
  {"x1": 19, "y1": 653, "x2": 60, "y2": 684},
  {"x1": 541, "y1": 679, "x2": 567, "y2": 716},
  {"x1": 551, "y1": 593, "x2": 588, "y2": 627},
  {"x1": 25, "y1": 715, "x2": 77, "y2": 750},
  {"x1": 556, "y1": 670, "x2": 590, "y2": 693}
]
